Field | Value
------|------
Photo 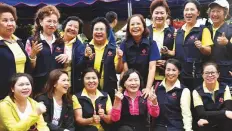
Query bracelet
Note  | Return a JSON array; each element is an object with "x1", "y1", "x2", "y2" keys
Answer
[{"x1": 29, "y1": 56, "x2": 37, "y2": 61}]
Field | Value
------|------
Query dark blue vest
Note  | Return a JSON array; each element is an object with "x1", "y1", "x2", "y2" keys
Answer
[
  {"x1": 208, "y1": 23, "x2": 232, "y2": 85},
  {"x1": 75, "y1": 91, "x2": 109, "y2": 130},
  {"x1": 175, "y1": 26, "x2": 206, "y2": 78},
  {"x1": 28, "y1": 37, "x2": 65, "y2": 77},
  {"x1": 0, "y1": 39, "x2": 31, "y2": 99},
  {"x1": 155, "y1": 84, "x2": 184, "y2": 130}
]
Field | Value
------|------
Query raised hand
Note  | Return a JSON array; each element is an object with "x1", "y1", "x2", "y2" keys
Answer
[
  {"x1": 36, "y1": 102, "x2": 46, "y2": 115},
  {"x1": 98, "y1": 104, "x2": 105, "y2": 119},
  {"x1": 116, "y1": 45, "x2": 123, "y2": 59},
  {"x1": 85, "y1": 44, "x2": 93, "y2": 58},
  {"x1": 93, "y1": 110, "x2": 100, "y2": 124},
  {"x1": 55, "y1": 54, "x2": 68, "y2": 64},
  {"x1": 114, "y1": 86, "x2": 124, "y2": 102},
  {"x1": 197, "y1": 119, "x2": 209, "y2": 127},
  {"x1": 194, "y1": 37, "x2": 202, "y2": 49},
  {"x1": 217, "y1": 32, "x2": 229, "y2": 46},
  {"x1": 160, "y1": 46, "x2": 169, "y2": 55},
  {"x1": 148, "y1": 88, "x2": 158, "y2": 105},
  {"x1": 31, "y1": 41, "x2": 43, "y2": 58},
  {"x1": 229, "y1": 71, "x2": 232, "y2": 76}
]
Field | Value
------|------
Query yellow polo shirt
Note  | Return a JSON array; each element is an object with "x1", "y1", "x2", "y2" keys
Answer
[
  {"x1": 72, "y1": 89, "x2": 112, "y2": 131},
  {"x1": 0, "y1": 35, "x2": 26, "y2": 73},
  {"x1": 89, "y1": 39, "x2": 118, "y2": 89}
]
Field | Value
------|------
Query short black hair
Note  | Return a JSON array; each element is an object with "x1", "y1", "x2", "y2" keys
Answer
[
  {"x1": 164, "y1": 59, "x2": 182, "y2": 72},
  {"x1": 62, "y1": 16, "x2": 84, "y2": 34},
  {"x1": 91, "y1": 17, "x2": 110, "y2": 37},
  {"x1": 105, "y1": 11, "x2": 118, "y2": 23},
  {"x1": 183, "y1": 0, "x2": 201, "y2": 12}
]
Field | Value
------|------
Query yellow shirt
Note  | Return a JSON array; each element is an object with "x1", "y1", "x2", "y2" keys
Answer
[
  {"x1": 182, "y1": 22, "x2": 213, "y2": 47},
  {"x1": 0, "y1": 35, "x2": 26, "y2": 73},
  {"x1": 193, "y1": 81, "x2": 232, "y2": 107},
  {"x1": 72, "y1": 89, "x2": 112, "y2": 131},
  {"x1": 89, "y1": 39, "x2": 118, "y2": 89}
]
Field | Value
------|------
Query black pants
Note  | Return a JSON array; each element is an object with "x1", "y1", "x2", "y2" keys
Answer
[
  {"x1": 197, "y1": 119, "x2": 232, "y2": 131},
  {"x1": 76, "y1": 125, "x2": 98, "y2": 131},
  {"x1": 117, "y1": 125, "x2": 148, "y2": 131}
]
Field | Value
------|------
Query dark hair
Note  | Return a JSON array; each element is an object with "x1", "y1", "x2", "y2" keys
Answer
[
  {"x1": 125, "y1": 14, "x2": 149, "y2": 40},
  {"x1": 81, "y1": 68, "x2": 100, "y2": 89},
  {"x1": 0, "y1": 3, "x2": 17, "y2": 21},
  {"x1": 183, "y1": 0, "x2": 201, "y2": 12},
  {"x1": 202, "y1": 62, "x2": 219, "y2": 73},
  {"x1": 120, "y1": 69, "x2": 144, "y2": 90},
  {"x1": 105, "y1": 11, "x2": 118, "y2": 23},
  {"x1": 9, "y1": 73, "x2": 33, "y2": 100},
  {"x1": 44, "y1": 69, "x2": 72, "y2": 103},
  {"x1": 150, "y1": 0, "x2": 171, "y2": 16},
  {"x1": 167, "y1": 15, "x2": 173, "y2": 26},
  {"x1": 62, "y1": 16, "x2": 84, "y2": 34},
  {"x1": 164, "y1": 59, "x2": 182, "y2": 72},
  {"x1": 91, "y1": 17, "x2": 111, "y2": 38},
  {"x1": 33, "y1": 5, "x2": 61, "y2": 42}
]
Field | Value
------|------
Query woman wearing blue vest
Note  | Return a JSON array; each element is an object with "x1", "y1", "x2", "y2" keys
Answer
[
  {"x1": 36, "y1": 69, "x2": 75, "y2": 131},
  {"x1": 0, "y1": 4, "x2": 31, "y2": 100},
  {"x1": 25, "y1": 5, "x2": 68, "y2": 96},
  {"x1": 148, "y1": 0, "x2": 175, "y2": 86},
  {"x1": 84, "y1": 17, "x2": 123, "y2": 101},
  {"x1": 61, "y1": 16, "x2": 85, "y2": 94},
  {"x1": 207, "y1": 0, "x2": 232, "y2": 87},
  {"x1": 111, "y1": 69, "x2": 160, "y2": 131},
  {"x1": 175, "y1": 0, "x2": 213, "y2": 91},
  {"x1": 120, "y1": 14, "x2": 160, "y2": 98},
  {"x1": 154, "y1": 59, "x2": 192, "y2": 131},
  {"x1": 73, "y1": 68, "x2": 112, "y2": 131},
  {"x1": 193, "y1": 62, "x2": 232, "y2": 131}
]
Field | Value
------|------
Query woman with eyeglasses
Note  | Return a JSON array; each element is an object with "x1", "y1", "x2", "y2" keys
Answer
[
  {"x1": 193, "y1": 62, "x2": 232, "y2": 131},
  {"x1": 25, "y1": 5, "x2": 68, "y2": 95}
]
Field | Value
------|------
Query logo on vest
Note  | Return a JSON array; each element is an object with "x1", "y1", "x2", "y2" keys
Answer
[
  {"x1": 167, "y1": 33, "x2": 172, "y2": 38},
  {"x1": 108, "y1": 51, "x2": 113, "y2": 56},
  {"x1": 55, "y1": 47, "x2": 62, "y2": 53},
  {"x1": 171, "y1": 92, "x2": 177, "y2": 99},
  {"x1": 219, "y1": 97, "x2": 224, "y2": 103},
  {"x1": 141, "y1": 49, "x2": 148, "y2": 56},
  {"x1": 190, "y1": 35, "x2": 195, "y2": 40}
]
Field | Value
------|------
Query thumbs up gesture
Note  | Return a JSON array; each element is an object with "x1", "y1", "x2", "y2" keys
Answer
[
  {"x1": 114, "y1": 86, "x2": 124, "y2": 102},
  {"x1": 85, "y1": 44, "x2": 93, "y2": 57},
  {"x1": 98, "y1": 104, "x2": 105, "y2": 118},
  {"x1": 217, "y1": 32, "x2": 228, "y2": 46},
  {"x1": 116, "y1": 44, "x2": 123, "y2": 59},
  {"x1": 194, "y1": 37, "x2": 202, "y2": 49},
  {"x1": 148, "y1": 88, "x2": 158, "y2": 105},
  {"x1": 93, "y1": 110, "x2": 100, "y2": 124}
]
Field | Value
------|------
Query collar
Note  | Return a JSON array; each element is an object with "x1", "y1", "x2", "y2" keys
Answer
[
  {"x1": 182, "y1": 20, "x2": 201, "y2": 31},
  {"x1": 81, "y1": 88, "x2": 103, "y2": 98},
  {"x1": 126, "y1": 37, "x2": 150, "y2": 48},
  {"x1": 89, "y1": 39, "x2": 109, "y2": 50},
  {"x1": 40, "y1": 32, "x2": 56, "y2": 44},
  {"x1": 160, "y1": 79, "x2": 181, "y2": 92},
  {"x1": 0, "y1": 34, "x2": 19, "y2": 41},
  {"x1": 202, "y1": 81, "x2": 219, "y2": 93},
  {"x1": 124, "y1": 90, "x2": 142, "y2": 99},
  {"x1": 152, "y1": 23, "x2": 169, "y2": 32}
]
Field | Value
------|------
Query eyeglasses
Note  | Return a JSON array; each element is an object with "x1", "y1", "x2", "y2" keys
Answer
[
  {"x1": 203, "y1": 71, "x2": 218, "y2": 76},
  {"x1": 93, "y1": 27, "x2": 106, "y2": 32}
]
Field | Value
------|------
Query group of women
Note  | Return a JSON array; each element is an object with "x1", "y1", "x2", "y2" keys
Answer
[{"x1": 0, "y1": 0, "x2": 232, "y2": 130}]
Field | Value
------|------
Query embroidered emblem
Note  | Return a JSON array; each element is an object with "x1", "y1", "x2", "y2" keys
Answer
[
  {"x1": 172, "y1": 92, "x2": 176, "y2": 97},
  {"x1": 142, "y1": 49, "x2": 146, "y2": 54},
  {"x1": 219, "y1": 97, "x2": 224, "y2": 103},
  {"x1": 55, "y1": 47, "x2": 62, "y2": 53},
  {"x1": 167, "y1": 33, "x2": 172, "y2": 38},
  {"x1": 190, "y1": 35, "x2": 195, "y2": 40},
  {"x1": 108, "y1": 51, "x2": 113, "y2": 56}
]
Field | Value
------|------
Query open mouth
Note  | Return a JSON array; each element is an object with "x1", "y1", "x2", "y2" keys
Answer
[
  {"x1": 63, "y1": 85, "x2": 69, "y2": 90},
  {"x1": 21, "y1": 90, "x2": 30, "y2": 95},
  {"x1": 88, "y1": 83, "x2": 96, "y2": 88},
  {"x1": 67, "y1": 30, "x2": 76, "y2": 35}
]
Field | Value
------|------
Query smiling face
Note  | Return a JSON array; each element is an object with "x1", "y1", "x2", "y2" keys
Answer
[
  {"x1": 165, "y1": 63, "x2": 180, "y2": 83},
  {"x1": 209, "y1": 5, "x2": 226, "y2": 27},
  {"x1": 129, "y1": 16, "x2": 144, "y2": 40},
  {"x1": 203, "y1": 65, "x2": 219, "y2": 84},
  {"x1": 64, "y1": 20, "x2": 79, "y2": 41},
  {"x1": 93, "y1": 22, "x2": 107, "y2": 44},
  {"x1": 12, "y1": 76, "x2": 32, "y2": 99},
  {"x1": 84, "y1": 72, "x2": 99, "y2": 92},
  {"x1": 152, "y1": 6, "x2": 168, "y2": 26},
  {"x1": 184, "y1": 2, "x2": 200, "y2": 25},
  {"x1": 54, "y1": 73, "x2": 70, "y2": 95},
  {"x1": 124, "y1": 72, "x2": 140, "y2": 94},
  {"x1": 0, "y1": 12, "x2": 16, "y2": 38},
  {"x1": 40, "y1": 14, "x2": 58, "y2": 36}
]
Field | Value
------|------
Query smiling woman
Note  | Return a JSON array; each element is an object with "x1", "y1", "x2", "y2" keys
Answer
[{"x1": 35, "y1": 69, "x2": 75, "y2": 131}]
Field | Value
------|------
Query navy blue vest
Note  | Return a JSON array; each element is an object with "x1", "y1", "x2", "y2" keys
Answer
[
  {"x1": 0, "y1": 39, "x2": 31, "y2": 99},
  {"x1": 119, "y1": 96, "x2": 148, "y2": 129},
  {"x1": 155, "y1": 84, "x2": 184, "y2": 130},
  {"x1": 28, "y1": 37, "x2": 65, "y2": 77},
  {"x1": 208, "y1": 23, "x2": 232, "y2": 84},
  {"x1": 84, "y1": 42, "x2": 118, "y2": 93},
  {"x1": 75, "y1": 91, "x2": 109, "y2": 130},
  {"x1": 175, "y1": 26, "x2": 206, "y2": 78}
]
